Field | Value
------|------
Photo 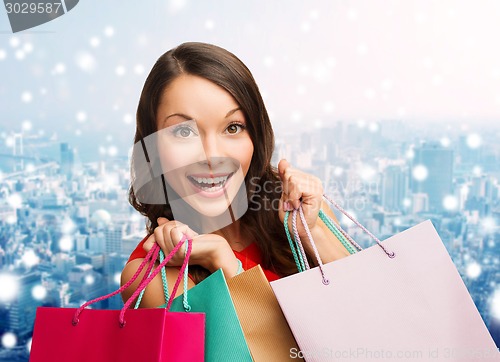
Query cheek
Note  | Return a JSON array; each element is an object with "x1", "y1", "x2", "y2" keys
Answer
[
  {"x1": 157, "y1": 143, "x2": 198, "y2": 171},
  {"x1": 234, "y1": 138, "x2": 254, "y2": 173}
]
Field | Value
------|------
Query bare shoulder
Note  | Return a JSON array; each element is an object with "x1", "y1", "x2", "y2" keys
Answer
[{"x1": 120, "y1": 259, "x2": 196, "y2": 308}]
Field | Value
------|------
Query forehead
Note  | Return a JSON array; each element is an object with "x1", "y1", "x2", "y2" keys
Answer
[{"x1": 158, "y1": 74, "x2": 240, "y2": 117}]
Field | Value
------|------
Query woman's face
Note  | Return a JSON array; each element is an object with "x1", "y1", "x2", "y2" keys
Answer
[{"x1": 155, "y1": 74, "x2": 254, "y2": 218}]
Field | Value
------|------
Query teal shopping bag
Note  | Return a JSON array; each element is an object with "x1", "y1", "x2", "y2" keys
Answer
[{"x1": 161, "y1": 269, "x2": 252, "y2": 362}]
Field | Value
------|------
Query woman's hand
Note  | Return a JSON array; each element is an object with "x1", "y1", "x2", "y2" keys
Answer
[
  {"x1": 278, "y1": 159, "x2": 324, "y2": 237},
  {"x1": 143, "y1": 218, "x2": 241, "y2": 277}
]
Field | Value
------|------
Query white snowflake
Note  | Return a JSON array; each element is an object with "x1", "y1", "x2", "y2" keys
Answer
[
  {"x1": 466, "y1": 262, "x2": 481, "y2": 279},
  {"x1": 15, "y1": 49, "x2": 25, "y2": 60},
  {"x1": 466, "y1": 133, "x2": 481, "y2": 149},
  {"x1": 134, "y1": 64, "x2": 145, "y2": 75},
  {"x1": 9, "y1": 36, "x2": 20, "y2": 47},
  {"x1": 472, "y1": 166, "x2": 482, "y2": 176},
  {"x1": 104, "y1": 26, "x2": 114, "y2": 37},
  {"x1": 53, "y1": 62, "x2": 66, "y2": 74},
  {"x1": 21, "y1": 91, "x2": 32, "y2": 103},
  {"x1": 59, "y1": 236, "x2": 73, "y2": 252},
  {"x1": 23, "y1": 43, "x2": 33, "y2": 53},
  {"x1": 7, "y1": 194, "x2": 22, "y2": 208},
  {"x1": 412, "y1": 165, "x2": 428, "y2": 181},
  {"x1": 123, "y1": 114, "x2": 133, "y2": 124},
  {"x1": 22, "y1": 249, "x2": 40, "y2": 268},
  {"x1": 22, "y1": 120, "x2": 32, "y2": 131},
  {"x1": 85, "y1": 275, "x2": 95, "y2": 285},
  {"x1": 32, "y1": 285, "x2": 47, "y2": 300},
  {"x1": 1, "y1": 332, "x2": 17, "y2": 349},
  {"x1": 75, "y1": 52, "x2": 97, "y2": 72},
  {"x1": 115, "y1": 66, "x2": 126, "y2": 76},
  {"x1": 90, "y1": 37, "x2": 100, "y2": 47},
  {"x1": 0, "y1": 49, "x2": 6, "y2": 60},
  {"x1": 108, "y1": 146, "x2": 118, "y2": 157},
  {"x1": 442, "y1": 195, "x2": 458, "y2": 211},
  {"x1": 0, "y1": 274, "x2": 19, "y2": 302},
  {"x1": 205, "y1": 20, "x2": 215, "y2": 30},
  {"x1": 440, "y1": 137, "x2": 451, "y2": 147},
  {"x1": 76, "y1": 111, "x2": 87, "y2": 123},
  {"x1": 114, "y1": 272, "x2": 121, "y2": 285},
  {"x1": 491, "y1": 288, "x2": 500, "y2": 321}
]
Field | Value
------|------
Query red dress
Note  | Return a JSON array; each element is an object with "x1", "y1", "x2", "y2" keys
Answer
[{"x1": 127, "y1": 237, "x2": 281, "y2": 282}]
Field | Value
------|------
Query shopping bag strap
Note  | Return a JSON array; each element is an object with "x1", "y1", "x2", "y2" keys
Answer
[
  {"x1": 292, "y1": 206, "x2": 330, "y2": 285},
  {"x1": 285, "y1": 207, "x2": 364, "y2": 273},
  {"x1": 120, "y1": 237, "x2": 192, "y2": 325},
  {"x1": 318, "y1": 210, "x2": 362, "y2": 254},
  {"x1": 322, "y1": 194, "x2": 395, "y2": 258},
  {"x1": 135, "y1": 246, "x2": 192, "y2": 312},
  {"x1": 72, "y1": 236, "x2": 192, "y2": 327},
  {"x1": 288, "y1": 195, "x2": 396, "y2": 285}
]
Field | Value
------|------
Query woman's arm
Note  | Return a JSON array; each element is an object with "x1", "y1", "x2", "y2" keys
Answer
[{"x1": 120, "y1": 260, "x2": 196, "y2": 308}]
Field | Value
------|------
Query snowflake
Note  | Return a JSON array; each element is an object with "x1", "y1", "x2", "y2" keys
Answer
[
  {"x1": 466, "y1": 262, "x2": 481, "y2": 279},
  {"x1": 32, "y1": 285, "x2": 47, "y2": 300},
  {"x1": 104, "y1": 26, "x2": 114, "y2": 37},
  {"x1": 412, "y1": 165, "x2": 428, "y2": 181},
  {"x1": 442, "y1": 195, "x2": 458, "y2": 211},
  {"x1": 466, "y1": 133, "x2": 481, "y2": 149},
  {"x1": 21, "y1": 91, "x2": 32, "y2": 103},
  {"x1": 1, "y1": 332, "x2": 17, "y2": 349},
  {"x1": 0, "y1": 274, "x2": 19, "y2": 302}
]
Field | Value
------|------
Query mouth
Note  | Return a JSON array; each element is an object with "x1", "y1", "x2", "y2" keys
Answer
[{"x1": 187, "y1": 172, "x2": 235, "y2": 193}]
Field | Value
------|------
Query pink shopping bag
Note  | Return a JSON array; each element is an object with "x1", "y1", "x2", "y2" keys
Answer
[
  {"x1": 271, "y1": 196, "x2": 500, "y2": 362},
  {"x1": 30, "y1": 237, "x2": 205, "y2": 362}
]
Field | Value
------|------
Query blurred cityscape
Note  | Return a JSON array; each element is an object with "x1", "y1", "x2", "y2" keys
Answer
[{"x1": 0, "y1": 119, "x2": 499, "y2": 360}]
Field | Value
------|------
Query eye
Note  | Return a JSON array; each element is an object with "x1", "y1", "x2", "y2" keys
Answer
[
  {"x1": 225, "y1": 123, "x2": 245, "y2": 135},
  {"x1": 173, "y1": 126, "x2": 197, "y2": 138}
]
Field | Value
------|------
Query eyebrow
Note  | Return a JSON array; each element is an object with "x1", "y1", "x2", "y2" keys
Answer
[{"x1": 163, "y1": 107, "x2": 242, "y2": 124}]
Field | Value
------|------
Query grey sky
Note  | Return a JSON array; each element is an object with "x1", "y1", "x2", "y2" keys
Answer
[{"x1": 1, "y1": 0, "x2": 499, "y2": 159}]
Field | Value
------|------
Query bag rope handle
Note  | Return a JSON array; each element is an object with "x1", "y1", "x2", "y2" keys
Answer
[
  {"x1": 322, "y1": 194, "x2": 395, "y2": 258},
  {"x1": 72, "y1": 236, "x2": 192, "y2": 328}
]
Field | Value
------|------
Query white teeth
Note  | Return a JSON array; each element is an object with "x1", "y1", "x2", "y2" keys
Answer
[{"x1": 191, "y1": 174, "x2": 229, "y2": 185}]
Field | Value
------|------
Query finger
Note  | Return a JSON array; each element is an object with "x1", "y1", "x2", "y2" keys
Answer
[
  {"x1": 278, "y1": 159, "x2": 290, "y2": 181},
  {"x1": 169, "y1": 224, "x2": 198, "y2": 247},
  {"x1": 279, "y1": 196, "x2": 292, "y2": 212},
  {"x1": 157, "y1": 217, "x2": 169, "y2": 226},
  {"x1": 286, "y1": 175, "x2": 302, "y2": 209},
  {"x1": 143, "y1": 234, "x2": 156, "y2": 253}
]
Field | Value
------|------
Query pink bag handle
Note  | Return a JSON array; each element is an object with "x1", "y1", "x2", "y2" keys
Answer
[
  {"x1": 72, "y1": 235, "x2": 192, "y2": 328},
  {"x1": 122, "y1": 237, "x2": 192, "y2": 317},
  {"x1": 291, "y1": 195, "x2": 396, "y2": 285},
  {"x1": 322, "y1": 194, "x2": 395, "y2": 259}
]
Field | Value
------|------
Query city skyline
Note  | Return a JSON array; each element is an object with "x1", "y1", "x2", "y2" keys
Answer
[{"x1": 1, "y1": 117, "x2": 498, "y2": 360}]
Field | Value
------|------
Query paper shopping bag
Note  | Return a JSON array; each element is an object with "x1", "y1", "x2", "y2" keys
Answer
[
  {"x1": 163, "y1": 268, "x2": 253, "y2": 362},
  {"x1": 31, "y1": 238, "x2": 205, "y2": 362},
  {"x1": 227, "y1": 265, "x2": 303, "y2": 361},
  {"x1": 271, "y1": 218, "x2": 500, "y2": 361},
  {"x1": 30, "y1": 307, "x2": 204, "y2": 362}
]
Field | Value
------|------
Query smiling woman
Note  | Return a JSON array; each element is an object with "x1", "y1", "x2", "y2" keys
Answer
[
  {"x1": 121, "y1": 42, "x2": 351, "y2": 307},
  {"x1": 156, "y1": 74, "x2": 253, "y2": 219}
]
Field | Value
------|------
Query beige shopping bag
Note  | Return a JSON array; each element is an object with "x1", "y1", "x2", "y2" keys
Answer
[{"x1": 227, "y1": 265, "x2": 303, "y2": 361}]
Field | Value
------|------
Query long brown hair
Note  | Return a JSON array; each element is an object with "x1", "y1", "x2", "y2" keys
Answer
[{"x1": 129, "y1": 42, "x2": 308, "y2": 282}]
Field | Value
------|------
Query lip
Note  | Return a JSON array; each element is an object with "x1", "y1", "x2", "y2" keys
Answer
[
  {"x1": 188, "y1": 172, "x2": 233, "y2": 178},
  {"x1": 187, "y1": 172, "x2": 235, "y2": 199}
]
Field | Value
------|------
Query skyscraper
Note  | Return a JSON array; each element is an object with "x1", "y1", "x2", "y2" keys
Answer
[
  {"x1": 411, "y1": 142, "x2": 453, "y2": 212},
  {"x1": 381, "y1": 165, "x2": 408, "y2": 212},
  {"x1": 60, "y1": 143, "x2": 75, "y2": 177},
  {"x1": 9, "y1": 272, "x2": 43, "y2": 338}
]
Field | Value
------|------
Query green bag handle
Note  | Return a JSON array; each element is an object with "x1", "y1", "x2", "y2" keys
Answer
[
  {"x1": 284, "y1": 207, "x2": 361, "y2": 272},
  {"x1": 134, "y1": 238, "x2": 191, "y2": 311}
]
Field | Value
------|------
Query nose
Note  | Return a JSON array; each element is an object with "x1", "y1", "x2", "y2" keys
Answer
[{"x1": 200, "y1": 134, "x2": 224, "y2": 168}]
